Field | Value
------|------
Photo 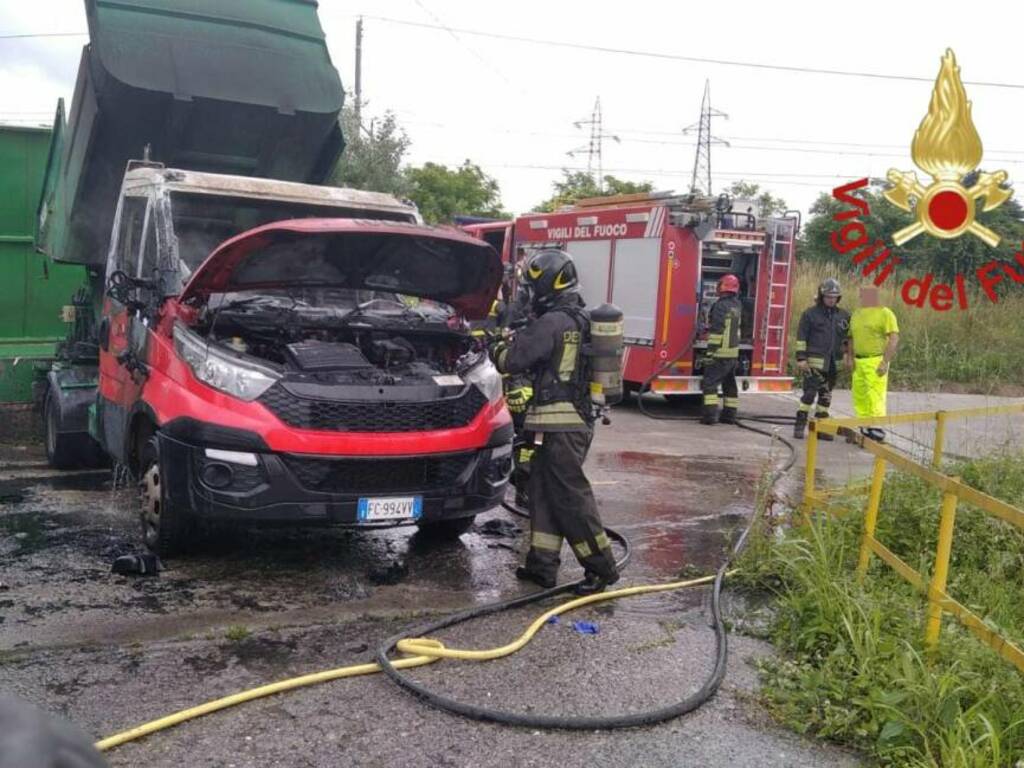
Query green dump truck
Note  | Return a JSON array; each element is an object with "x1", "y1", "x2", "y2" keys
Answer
[
  {"x1": 0, "y1": 125, "x2": 85, "y2": 406},
  {"x1": 36, "y1": 0, "x2": 398, "y2": 465}
]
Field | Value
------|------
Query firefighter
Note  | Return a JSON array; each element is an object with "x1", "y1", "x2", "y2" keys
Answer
[
  {"x1": 699, "y1": 274, "x2": 742, "y2": 425},
  {"x1": 793, "y1": 277, "x2": 850, "y2": 440},
  {"x1": 490, "y1": 249, "x2": 619, "y2": 596}
]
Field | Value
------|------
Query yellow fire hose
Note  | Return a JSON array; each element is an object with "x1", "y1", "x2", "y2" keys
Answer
[{"x1": 94, "y1": 573, "x2": 720, "y2": 752}]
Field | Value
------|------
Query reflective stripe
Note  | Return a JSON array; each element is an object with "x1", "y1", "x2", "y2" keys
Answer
[
  {"x1": 706, "y1": 333, "x2": 723, "y2": 343},
  {"x1": 525, "y1": 402, "x2": 585, "y2": 427},
  {"x1": 558, "y1": 338, "x2": 578, "y2": 381},
  {"x1": 703, "y1": 394, "x2": 720, "y2": 405},
  {"x1": 517, "y1": 448, "x2": 535, "y2": 463},
  {"x1": 595, "y1": 531, "x2": 610, "y2": 550},
  {"x1": 798, "y1": 402, "x2": 812, "y2": 412},
  {"x1": 724, "y1": 397, "x2": 740, "y2": 408},
  {"x1": 573, "y1": 541, "x2": 593, "y2": 558},
  {"x1": 795, "y1": 340, "x2": 807, "y2": 351},
  {"x1": 807, "y1": 356, "x2": 826, "y2": 369},
  {"x1": 722, "y1": 316, "x2": 733, "y2": 352},
  {"x1": 532, "y1": 531, "x2": 563, "y2": 551},
  {"x1": 713, "y1": 347, "x2": 738, "y2": 358}
]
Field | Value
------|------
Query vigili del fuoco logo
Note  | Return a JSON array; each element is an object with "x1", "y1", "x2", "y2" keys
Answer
[{"x1": 828, "y1": 49, "x2": 1023, "y2": 311}]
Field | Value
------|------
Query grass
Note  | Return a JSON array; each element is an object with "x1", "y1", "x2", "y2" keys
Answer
[
  {"x1": 788, "y1": 261, "x2": 1024, "y2": 395},
  {"x1": 737, "y1": 453, "x2": 1024, "y2": 767},
  {"x1": 224, "y1": 624, "x2": 252, "y2": 642}
]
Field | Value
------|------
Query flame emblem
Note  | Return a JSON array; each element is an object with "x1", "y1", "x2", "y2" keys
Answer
[{"x1": 883, "y1": 49, "x2": 1011, "y2": 246}]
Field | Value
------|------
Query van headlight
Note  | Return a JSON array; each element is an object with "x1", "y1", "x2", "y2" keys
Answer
[
  {"x1": 173, "y1": 323, "x2": 279, "y2": 401},
  {"x1": 463, "y1": 356, "x2": 503, "y2": 404}
]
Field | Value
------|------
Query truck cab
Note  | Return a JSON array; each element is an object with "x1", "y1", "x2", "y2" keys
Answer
[{"x1": 55, "y1": 163, "x2": 513, "y2": 554}]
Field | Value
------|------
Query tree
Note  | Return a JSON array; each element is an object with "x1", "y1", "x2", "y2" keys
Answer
[
  {"x1": 726, "y1": 181, "x2": 788, "y2": 218},
  {"x1": 330, "y1": 103, "x2": 410, "y2": 196},
  {"x1": 403, "y1": 161, "x2": 508, "y2": 224},
  {"x1": 799, "y1": 177, "x2": 1024, "y2": 282},
  {"x1": 534, "y1": 171, "x2": 654, "y2": 212}
]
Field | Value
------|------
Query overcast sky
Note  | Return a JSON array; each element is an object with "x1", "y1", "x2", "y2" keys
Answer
[{"x1": 2, "y1": 1, "x2": 1023, "y2": 218}]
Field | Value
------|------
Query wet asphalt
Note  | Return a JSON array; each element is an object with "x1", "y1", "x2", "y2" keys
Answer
[{"x1": 0, "y1": 397, "x2": 862, "y2": 767}]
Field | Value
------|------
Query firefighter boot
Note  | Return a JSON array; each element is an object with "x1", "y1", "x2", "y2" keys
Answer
[
  {"x1": 815, "y1": 408, "x2": 834, "y2": 441},
  {"x1": 700, "y1": 403, "x2": 719, "y2": 425},
  {"x1": 793, "y1": 410, "x2": 808, "y2": 439},
  {"x1": 719, "y1": 407, "x2": 738, "y2": 425}
]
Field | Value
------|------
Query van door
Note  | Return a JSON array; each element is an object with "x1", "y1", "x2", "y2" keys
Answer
[{"x1": 97, "y1": 195, "x2": 153, "y2": 462}]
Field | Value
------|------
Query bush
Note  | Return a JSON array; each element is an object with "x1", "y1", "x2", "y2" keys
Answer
[{"x1": 740, "y1": 454, "x2": 1024, "y2": 766}]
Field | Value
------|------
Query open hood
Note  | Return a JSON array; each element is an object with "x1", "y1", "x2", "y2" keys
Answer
[{"x1": 179, "y1": 219, "x2": 503, "y2": 318}]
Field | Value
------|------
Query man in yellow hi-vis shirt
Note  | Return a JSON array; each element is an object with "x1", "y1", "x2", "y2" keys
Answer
[{"x1": 846, "y1": 286, "x2": 900, "y2": 442}]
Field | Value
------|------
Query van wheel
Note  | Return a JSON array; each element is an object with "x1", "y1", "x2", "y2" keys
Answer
[
  {"x1": 44, "y1": 389, "x2": 103, "y2": 469},
  {"x1": 417, "y1": 515, "x2": 476, "y2": 539},
  {"x1": 139, "y1": 436, "x2": 192, "y2": 556}
]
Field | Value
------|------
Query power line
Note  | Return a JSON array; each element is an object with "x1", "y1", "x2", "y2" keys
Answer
[
  {"x1": 359, "y1": 14, "x2": 1024, "y2": 91},
  {"x1": 0, "y1": 32, "x2": 86, "y2": 39},
  {"x1": 9, "y1": 15, "x2": 1024, "y2": 92}
]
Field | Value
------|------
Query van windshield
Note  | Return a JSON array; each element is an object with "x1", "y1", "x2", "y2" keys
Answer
[{"x1": 169, "y1": 192, "x2": 407, "y2": 276}]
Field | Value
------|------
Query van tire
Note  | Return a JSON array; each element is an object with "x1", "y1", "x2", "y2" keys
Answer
[
  {"x1": 139, "y1": 435, "x2": 192, "y2": 556},
  {"x1": 44, "y1": 389, "x2": 103, "y2": 469}
]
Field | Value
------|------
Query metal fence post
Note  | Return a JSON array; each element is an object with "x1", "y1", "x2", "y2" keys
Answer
[
  {"x1": 856, "y1": 457, "x2": 887, "y2": 582},
  {"x1": 803, "y1": 422, "x2": 819, "y2": 514},
  {"x1": 932, "y1": 411, "x2": 948, "y2": 469},
  {"x1": 925, "y1": 489, "x2": 959, "y2": 649}
]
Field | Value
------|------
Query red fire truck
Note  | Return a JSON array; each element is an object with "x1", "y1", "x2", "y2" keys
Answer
[{"x1": 463, "y1": 192, "x2": 797, "y2": 396}]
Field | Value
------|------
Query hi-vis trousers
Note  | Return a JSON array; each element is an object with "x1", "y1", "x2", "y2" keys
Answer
[{"x1": 852, "y1": 355, "x2": 888, "y2": 418}]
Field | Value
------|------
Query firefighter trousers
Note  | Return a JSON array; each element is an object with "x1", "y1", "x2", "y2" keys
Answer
[
  {"x1": 701, "y1": 358, "x2": 739, "y2": 414},
  {"x1": 524, "y1": 429, "x2": 618, "y2": 583},
  {"x1": 798, "y1": 361, "x2": 837, "y2": 419}
]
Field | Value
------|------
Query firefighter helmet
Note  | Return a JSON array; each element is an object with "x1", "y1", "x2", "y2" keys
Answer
[
  {"x1": 717, "y1": 274, "x2": 740, "y2": 295},
  {"x1": 522, "y1": 249, "x2": 579, "y2": 312},
  {"x1": 818, "y1": 277, "x2": 842, "y2": 302}
]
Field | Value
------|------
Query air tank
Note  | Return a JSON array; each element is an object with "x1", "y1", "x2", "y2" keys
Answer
[{"x1": 588, "y1": 303, "x2": 624, "y2": 405}]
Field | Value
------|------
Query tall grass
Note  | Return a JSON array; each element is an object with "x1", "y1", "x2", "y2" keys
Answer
[
  {"x1": 739, "y1": 453, "x2": 1024, "y2": 766},
  {"x1": 788, "y1": 262, "x2": 1024, "y2": 394}
]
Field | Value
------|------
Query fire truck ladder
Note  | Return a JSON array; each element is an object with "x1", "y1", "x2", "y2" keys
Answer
[{"x1": 760, "y1": 219, "x2": 794, "y2": 373}]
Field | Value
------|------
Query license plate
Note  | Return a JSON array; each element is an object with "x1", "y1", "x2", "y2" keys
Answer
[{"x1": 357, "y1": 496, "x2": 423, "y2": 522}]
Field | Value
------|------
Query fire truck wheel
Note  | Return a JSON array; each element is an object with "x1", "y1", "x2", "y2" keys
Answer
[
  {"x1": 44, "y1": 388, "x2": 104, "y2": 469},
  {"x1": 139, "y1": 436, "x2": 193, "y2": 556},
  {"x1": 416, "y1": 515, "x2": 476, "y2": 540}
]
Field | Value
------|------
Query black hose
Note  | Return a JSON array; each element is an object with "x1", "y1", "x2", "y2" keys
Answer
[{"x1": 375, "y1": 434, "x2": 797, "y2": 729}]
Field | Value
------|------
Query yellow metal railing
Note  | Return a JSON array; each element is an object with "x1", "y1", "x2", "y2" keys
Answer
[{"x1": 801, "y1": 402, "x2": 1024, "y2": 672}]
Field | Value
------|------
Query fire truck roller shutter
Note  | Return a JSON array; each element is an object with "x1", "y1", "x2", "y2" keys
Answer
[
  {"x1": 610, "y1": 238, "x2": 661, "y2": 342},
  {"x1": 564, "y1": 240, "x2": 611, "y2": 309}
]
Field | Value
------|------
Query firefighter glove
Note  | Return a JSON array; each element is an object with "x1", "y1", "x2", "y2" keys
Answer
[{"x1": 506, "y1": 385, "x2": 532, "y2": 414}]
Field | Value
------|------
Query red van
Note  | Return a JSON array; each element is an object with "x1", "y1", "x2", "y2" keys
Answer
[{"x1": 90, "y1": 172, "x2": 511, "y2": 554}]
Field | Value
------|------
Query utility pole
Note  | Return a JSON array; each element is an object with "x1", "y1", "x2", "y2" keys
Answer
[
  {"x1": 683, "y1": 80, "x2": 728, "y2": 196},
  {"x1": 354, "y1": 16, "x2": 363, "y2": 133},
  {"x1": 567, "y1": 97, "x2": 620, "y2": 193}
]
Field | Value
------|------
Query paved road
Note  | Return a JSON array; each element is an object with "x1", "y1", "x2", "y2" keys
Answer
[{"x1": 0, "y1": 398, "x2": 867, "y2": 768}]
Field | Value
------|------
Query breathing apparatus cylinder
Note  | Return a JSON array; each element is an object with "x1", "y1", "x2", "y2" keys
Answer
[{"x1": 588, "y1": 303, "x2": 624, "y2": 405}]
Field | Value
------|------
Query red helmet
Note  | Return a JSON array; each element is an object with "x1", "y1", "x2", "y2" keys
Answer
[{"x1": 717, "y1": 274, "x2": 740, "y2": 294}]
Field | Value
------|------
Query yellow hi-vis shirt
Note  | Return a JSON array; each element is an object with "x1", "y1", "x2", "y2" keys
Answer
[{"x1": 850, "y1": 306, "x2": 899, "y2": 357}]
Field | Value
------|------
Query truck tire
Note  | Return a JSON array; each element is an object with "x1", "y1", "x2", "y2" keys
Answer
[
  {"x1": 417, "y1": 515, "x2": 476, "y2": 540},
  {"x1": 44, "y1": 389, "x2": 103, "y2": 469},
  {"x1": 138, "y1": 435, "x2": 193, "y2": 556}
]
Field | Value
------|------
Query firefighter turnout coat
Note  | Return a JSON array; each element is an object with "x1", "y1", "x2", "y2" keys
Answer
[
  {"x1": 493, "y1": 294, "x2": 591, "y2": 432},
  {"x1": 795, "y1": 304, "x2": 850, "y2": 370},
  {"x1": 707, "y1": 295, "x2": 742, "y2": 359}
]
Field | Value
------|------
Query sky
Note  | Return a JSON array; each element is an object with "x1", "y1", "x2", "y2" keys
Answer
[{"x1": 2, "y1": 0, "x2": 1023, "y2": 219}]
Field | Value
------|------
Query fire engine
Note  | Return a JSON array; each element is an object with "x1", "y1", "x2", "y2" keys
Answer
[{"x1": 463, "y1": 192, "x2": 797, "y2": 396}]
